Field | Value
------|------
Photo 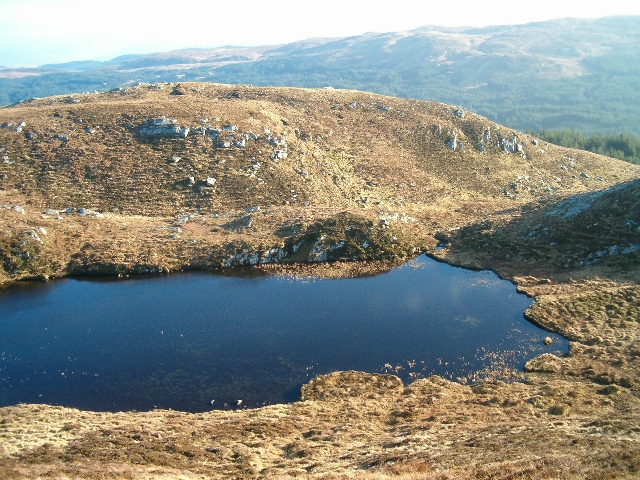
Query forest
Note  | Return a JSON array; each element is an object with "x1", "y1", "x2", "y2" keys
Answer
[{"x1": 532, "y1": 130, "x2": 640, "y2": 165}]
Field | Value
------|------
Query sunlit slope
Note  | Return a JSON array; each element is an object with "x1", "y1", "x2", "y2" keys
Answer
[
  {"x1": 1, "y1": 83, "x2": 636, "y2": 216},
  {"x1": 0, "y1": 83, "x2": 639, "y2": 282}
]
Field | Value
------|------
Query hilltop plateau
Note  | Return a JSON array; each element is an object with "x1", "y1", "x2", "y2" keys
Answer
[{"x1": 0, "y1": 83, "x2": 639, "y2": 479}]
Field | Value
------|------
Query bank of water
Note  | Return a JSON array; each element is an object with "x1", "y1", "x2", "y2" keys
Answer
[{"x1": 0, "y1": 255, "x2": 566, "y2": 412}]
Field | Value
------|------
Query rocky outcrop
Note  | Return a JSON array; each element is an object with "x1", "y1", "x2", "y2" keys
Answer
[
  {"x1": 138, "y1": 117, "x2": 190, "y2": 138},
  {"x1": 500, "y1": 135, "x2": 525, "y2": 155}
]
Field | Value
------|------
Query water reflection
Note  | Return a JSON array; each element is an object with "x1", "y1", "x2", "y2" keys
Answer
[{"x1": 0, "y1": 255, "x2": 567, "y2": 412}]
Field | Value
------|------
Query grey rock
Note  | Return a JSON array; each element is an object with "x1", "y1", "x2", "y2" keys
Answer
[
  {"x1": 25, "y1": 230, "x2": 43, "y2": 244},
  {"x1": 446, "y1": 133, "x2": 458, "y2": 151},
  {"x1": 176, "y1": 213, "x2": 200, "y2": 224},
  {"x1": 270, "y1": 136, "x2": 287, "y2": 147},
  {"x1": 500, "y1": 136, "x2": 520, "y2": 154},
  {"x1": 271, "y1": 150, "x2": 288, "y2": 160},
  {"x1": 139, "y1": 117, "x2": 190, "y2": 138},
  {"x1": 261, "y1": 247, "x2": 286, "y2": 264},
  {"x1": 77, "y1": 208, "x2": 103, "y2": 218}
]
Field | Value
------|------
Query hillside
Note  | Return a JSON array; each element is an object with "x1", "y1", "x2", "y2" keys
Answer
[
  {"x1": 2, "y1": 17, "x2": 640, "y2": 135},
  {"x1": 1, "y1": 82, "x2": 638, "y2": 284},
  {"x1": 1, "y1": 84, "x2": 640, "y2": 479}
]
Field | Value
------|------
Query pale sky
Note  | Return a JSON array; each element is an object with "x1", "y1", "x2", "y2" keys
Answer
[{"x1": 1, "y1": 0, "x2": 639, "y2": 67}]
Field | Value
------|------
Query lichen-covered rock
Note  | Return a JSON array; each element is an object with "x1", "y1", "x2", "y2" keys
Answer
[{"x1": 138, "y1": 117, "x2": 190, "y2": 138}]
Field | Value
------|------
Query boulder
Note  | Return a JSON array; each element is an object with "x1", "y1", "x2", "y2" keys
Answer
[
  {"x1": 271, "y1": 150, "x2": 288, "y2": 160},
  {"x1": 446, "y1": 133, "x2": 458, "y2": 151},
  {"x1": 77, "y1": 208, "x2": 103, "y2": 218},
  {"x1": 25, "y1": 230, "x2": 43, "y2": 244},
  {"x1": 500, "y1": 135, "x2": 521, "y2": 154},
  {"x1": 138, "y1": 117, "x2": 190, "y2": 138}
]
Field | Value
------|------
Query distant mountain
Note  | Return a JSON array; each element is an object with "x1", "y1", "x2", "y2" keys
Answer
[{"x1": 1, "y1": 16, "x2": 639, "y2": 135}]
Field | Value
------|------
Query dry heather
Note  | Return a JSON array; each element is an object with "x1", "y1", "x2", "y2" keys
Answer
[
  {"x1": 1, "y1": 82, "x2": 637, "y2": 283},
  {"x1": 1, "y1": 83, "x2": 639, "y2": 479}
]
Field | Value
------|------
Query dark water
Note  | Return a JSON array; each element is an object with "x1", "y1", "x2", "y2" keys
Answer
[{"x1": 0, "y1": 255, "x2": 566, "y2": 412}]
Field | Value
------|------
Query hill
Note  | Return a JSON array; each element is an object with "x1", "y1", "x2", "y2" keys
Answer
[
  {"x1": 2, "y1": 17, "x2": 640, "y2": 136},
  {"x1": 1, "y1": 84, "x2": 639, "y2": 479},
  {"x1": 1, "y1": 82, "x2": 638, "y2": 283}
]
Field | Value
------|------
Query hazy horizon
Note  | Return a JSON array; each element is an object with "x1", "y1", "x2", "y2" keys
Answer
[{"x1": 2, "y1": 0, "x2": 640, "y2": 68}]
